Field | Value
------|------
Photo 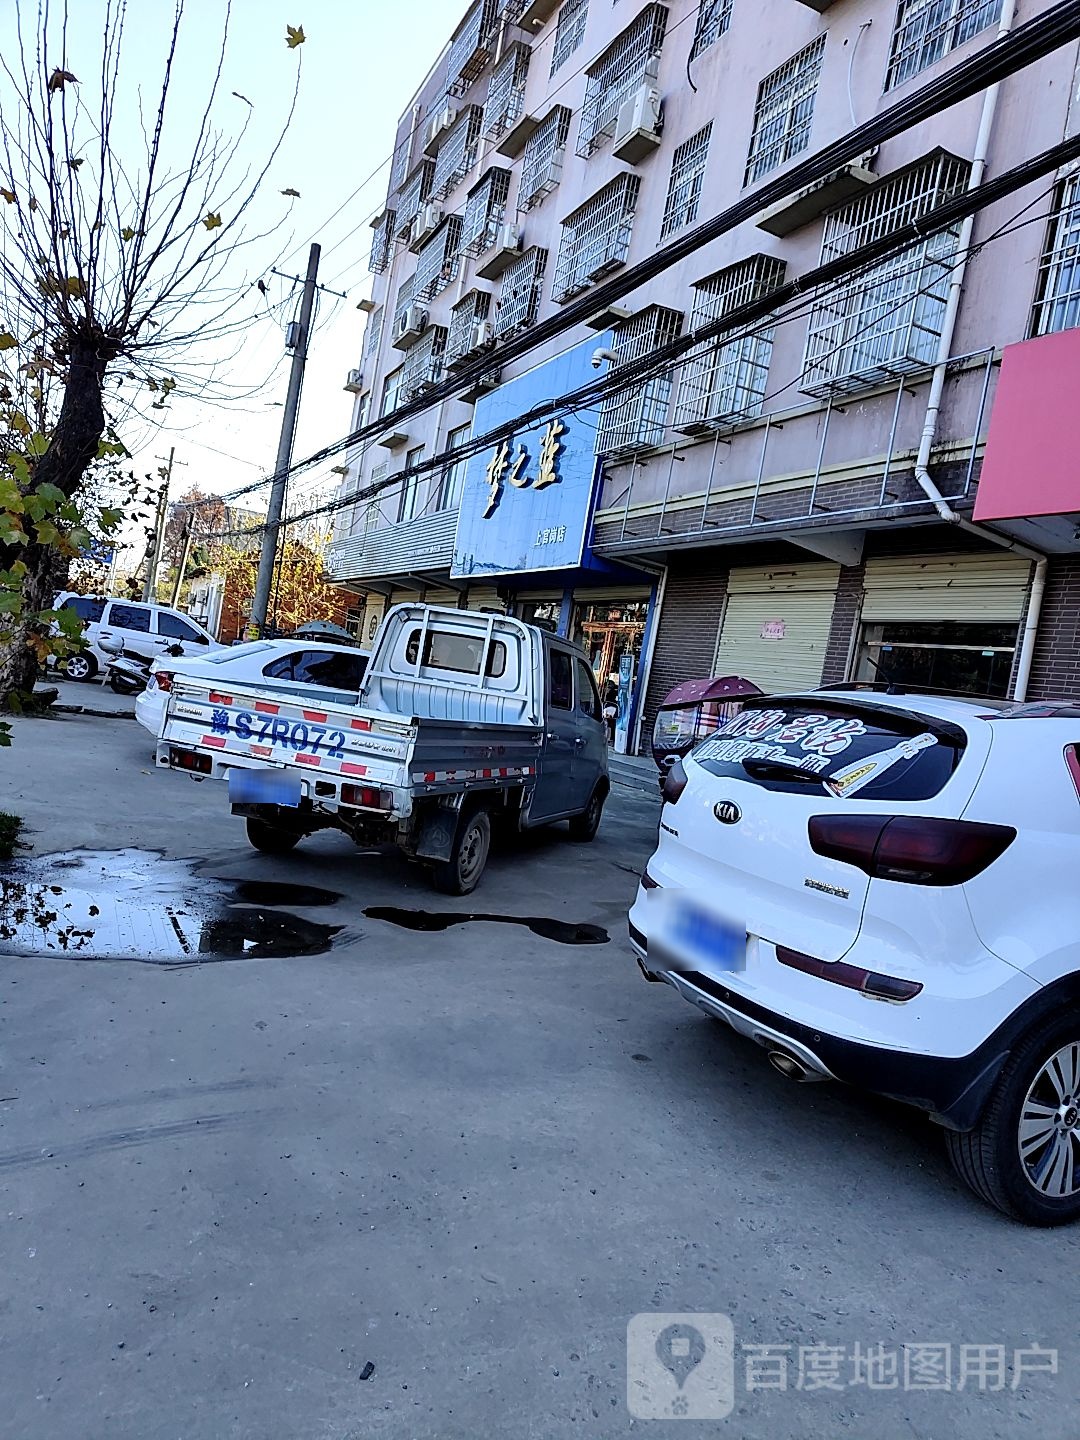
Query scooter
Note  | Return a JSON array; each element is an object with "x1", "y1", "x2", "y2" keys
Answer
[{"x1": 99, "y1": 637, "x2": 184, "y2": 695}]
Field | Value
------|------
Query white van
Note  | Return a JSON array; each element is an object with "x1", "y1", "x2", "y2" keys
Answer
[{"x1": 54, "y1": 593, "x2": 219, "y2": 681}]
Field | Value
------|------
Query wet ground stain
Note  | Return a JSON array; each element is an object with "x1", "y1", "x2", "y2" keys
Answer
[
  {"x1": 0, "y1": 849, "x2": 343, "y2": 963},
  {"x1": 363, "y1": 906, "x2": 609, "y2": 947}
]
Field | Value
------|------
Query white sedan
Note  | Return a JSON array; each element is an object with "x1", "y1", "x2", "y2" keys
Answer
[{"x1": 135, "y1": 639, "x2": 370, "y2": 738}]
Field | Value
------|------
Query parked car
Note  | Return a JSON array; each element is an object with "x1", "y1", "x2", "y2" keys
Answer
[
  {"x1": 135, "y1": 639, "x2": 371, "y2": 738},
  {"x1": 54, "y1": 594, "x2": 218, "y2": 681},
  {"x1": 630, "y1": 688, "x2": 1080, "y2": 1225},
  {"x1": 157, "y1": 603, "x2": 610, "y2": 894}
]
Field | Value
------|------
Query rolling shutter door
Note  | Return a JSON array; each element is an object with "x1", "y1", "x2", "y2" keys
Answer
[
  {"x1": 715, "y1": 563, "x2": 839, "y2": 694},
  {"x1": 861, "y1": 554, "x2": 1031, "y2": 623}
]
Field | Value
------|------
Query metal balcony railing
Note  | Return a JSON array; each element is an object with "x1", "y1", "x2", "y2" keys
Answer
[
  {"x1": 446, "y1": 289, "x2": 492, "y2": 365},
  {"x1": 395, "y1": 161, "x2": 435, "y2": 241},
  {"x1": 447, "y1": 0, "x2": 501, "y2": 97},
  {"x1": 484, "y1": 42, "x2": 530, "y2": 140},
  {"x1": 577, "y1": 4, "x2": 667, "y2": 159},
  {"x1": 551, "y1": 175, "x2": 640, "y2": 303},
  {"x1": 414, "y1": 216, "x2": 464, "y2": 302},
  {"x1": 401, "y1": 325, "x2": 448, "y2": 399},
  {"x1": 596, "y1": 306, "x2": 684, "y2": 456},
  {"x1": 369, "y1": 211, "x2": 396, "y2": 274},
  {"x1": 520, "y1": 106, "x2": 570, "y2": 211},
  {"x1": 460, "y1": 167, "x2": 511, "y2": 257},
  {"x1": 496, "y1": 246, "x2": 547, "y2": 335},
  {"x1": 431, "y1": 106, "x2": 483, "y2": 201}
]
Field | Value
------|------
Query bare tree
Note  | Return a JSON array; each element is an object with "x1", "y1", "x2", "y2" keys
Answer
[{"x1": 0, "y1": 1, "x2": 304, "y2": 703}]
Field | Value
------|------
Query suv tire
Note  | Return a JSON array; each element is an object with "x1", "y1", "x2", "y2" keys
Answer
[{"x1": 946, "y1": 1013, "x2": 1080, "y2": 1225}]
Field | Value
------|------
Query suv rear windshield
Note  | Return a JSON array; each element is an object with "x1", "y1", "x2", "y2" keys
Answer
[{"x1": 693, "y1": 701, "x2": 965, "y2": 801}]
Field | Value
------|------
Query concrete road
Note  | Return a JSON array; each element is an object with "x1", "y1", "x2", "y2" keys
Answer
[{"x1": 0, "y1": 712, "x2": 1075, "y2": 1440}]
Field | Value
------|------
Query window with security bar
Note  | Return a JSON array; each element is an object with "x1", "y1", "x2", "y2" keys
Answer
[
  {"x1": 364, "y1": 309, "x2": 384, "y2": 359},
  {"x1": 402, "y1": 327, "x2": 448, "y2": 399},
  {"x1": 414, "y1": 217, "x2": 464, "y2": 301},
  {"x1": 674, "y1": 255, "x2": 786, "y2": 432},
  {"x1": 552, "y1": 174, "x2": 641, "y2": 303},
  {"x1": 661, "y1": 123, "x2": 711, "y2": 240},
  {"x1": 577, "y1": 3, "x2": 667, "y2": 159},
  {"x1": 431, "y1": 106, "x2": 483, "y2": 201},
  {"x1": 446, "y1": 290, "x2": 492, "y2": 364},
  {"x1": 802, "y1": 151, "x2": 972, "y2": 398},
  {"x1": 596, "y1": 306, "x2": 683, "y2": 455},
  {"x1": 395, "y1": 162, "x2": 435, "y2": 240},
  {"x1": 744, "y1": 34, "x2": 826, "y2": 187},
  {"x1": 447, "y1": 0, "x2": 500, "y2": 95},
  {"x1": 690, "y1": 0, "x2": 732, "y2": 60},
  {"x1": 369, "y1": 212, "x2": 395, "y2": 274},
  {"x1": 1031, "y1": 174, "x2": 1080, "y2": 338},
  {"x1": 461, "y1": 168, "x2": 511, "y2": 257},
  {"x1": 390, "y1": 127, "x2": 412, "y2": 195},
  {"x1": 496, "y1": 247, "x2": 547, "y2": 335},
  {"x1": 520, "y1": 106, "x2": 571, "y2": 211},
  {"x1": 484, "y1": 41, "x2": 530, "y2": 139},
  {"x1": 392, "y1": 272, "x2": 418, "y2": 333},
  {"x1": 550, "y1": 0, "x2": 588, "y2": 77},
  {"x1": 886, "y1": 0, "x2": 1002, "y2": 91}
]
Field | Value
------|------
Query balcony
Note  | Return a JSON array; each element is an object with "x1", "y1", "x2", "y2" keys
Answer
[
  {"x1": 484, "y1": 42, "x2": 530, "y2": 141},
  {"x1": 446, "y1": 0, "x2": 500, "y2": 97},
  {"x1": 326, "y1": 508, "x2": 459, "y2": 583},
  {"x1": 551, "y1": 175, "x2": 640, "y2": 303}
]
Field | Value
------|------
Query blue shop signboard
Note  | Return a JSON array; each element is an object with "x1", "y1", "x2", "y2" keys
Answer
[{"x1": 451, "y1": 335, "x2": 611, "y2": 579}]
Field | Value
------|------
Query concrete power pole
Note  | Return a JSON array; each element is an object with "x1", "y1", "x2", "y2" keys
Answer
[
  {"x1": 249, "y1": 242, "x2": 321, "y2": 637},
  {"x1": 142, "y1": 448, "x2": 174, "y2": 603}
]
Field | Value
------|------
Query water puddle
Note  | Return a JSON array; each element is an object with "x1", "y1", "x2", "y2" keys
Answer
[
  {"x1": 363, "y1": 906, "x2": 609, "y2": 947},
  {"x1": 0, "y1": 849, "x2": 343, "y2": 962}
]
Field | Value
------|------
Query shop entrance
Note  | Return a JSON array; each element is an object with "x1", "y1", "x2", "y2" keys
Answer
[{"x1": 572, "y1": 598, "x2": 650, "y2": 750}]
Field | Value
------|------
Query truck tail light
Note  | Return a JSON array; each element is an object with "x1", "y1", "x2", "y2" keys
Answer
[
  {"x1": 662, "y1": 759, "x2": 688, "y2": 806},
  {"x1": 341, "y1": 783, "x2": 391, "y2": 810},
  {"x1": 156, "y1": 671, "x2": 174, "y2": 693},
  {"x1": 169, "y1": 746, "x2": 212, "y2": 774},
  {"x1": 808, "y1": 814, "x2": 1015, "y2": 886}
]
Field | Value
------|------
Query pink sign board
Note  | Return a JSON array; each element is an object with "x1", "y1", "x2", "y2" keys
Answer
[{"x1": 760, "y1": 619, "x2": 786, "y2": 640}]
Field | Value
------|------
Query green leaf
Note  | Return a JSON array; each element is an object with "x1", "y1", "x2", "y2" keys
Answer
[
  {"x1": 99, "y1": 506, "x2": 123, "y2": 530},
  {"x1": 25, "y1": 432, "x2": 49, "y2": 458},
  {"x1": 0, "y1": 586, "x2": 24, "y2": 612},
  {"x1": 58, "y1": 502, "x2": 81, "y2": 523},
  {"x1": 6, "y1": 454, "x2": 31, "y2": 486},
  {"x1": 0, "y1": 476, "x2": 24, "y2": 510},
  {"x1": 34, "y1": 482, "x2": 65, "y2": 508},
  {"x1": 34, "y1": 517, "x2": 60, "y2": 546},
  {"x1": 0, "y1": 332, "x2": 17, "y2": 351}
]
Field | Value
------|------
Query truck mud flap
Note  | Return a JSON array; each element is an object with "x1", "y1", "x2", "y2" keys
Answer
[{"x1": 414, "y1": 806, "x2": 460, "y2": 862}]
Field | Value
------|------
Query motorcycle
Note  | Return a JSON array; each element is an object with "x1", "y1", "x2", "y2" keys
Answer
[{"x1": 100, "y1": 636, "x2": 184, "y2": 695}]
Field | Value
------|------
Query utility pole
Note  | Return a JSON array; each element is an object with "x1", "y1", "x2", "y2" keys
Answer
[
  {"x1": 249, "y1": 242, "x2": 321, "y2": 637},
  {"x1": 170, "y1": 522, "x2": 196, "y2": 607},
  {"x1": 142, "y1": 448, "x2": 174, "y2": 602}
]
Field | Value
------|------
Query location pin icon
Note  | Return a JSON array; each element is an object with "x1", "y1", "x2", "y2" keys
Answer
[{"x1": 655, "y1": 1323, "x2": 707, "y2": 1390}]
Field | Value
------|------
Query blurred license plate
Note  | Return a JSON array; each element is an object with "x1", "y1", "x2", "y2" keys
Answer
[
  {"x1": 653, "y1": 894, "x2": 745, "y2": 973},
  {"x1": 228, "y1": 768, "x2": 303, "y2": 808}
]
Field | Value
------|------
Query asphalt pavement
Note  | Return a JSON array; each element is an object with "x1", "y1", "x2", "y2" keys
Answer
[{"x1": 0, "y1": 710, "x2": 1076, "y2": 1440}]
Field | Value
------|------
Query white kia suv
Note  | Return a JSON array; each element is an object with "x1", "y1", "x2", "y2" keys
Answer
[{"x1": 629, "y1": 689, "x2": 1080, "y2": 1225}]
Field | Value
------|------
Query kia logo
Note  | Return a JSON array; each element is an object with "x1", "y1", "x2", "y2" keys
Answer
[{"x1": 714, "y1": 800, "x2": 742, "y2": 825}]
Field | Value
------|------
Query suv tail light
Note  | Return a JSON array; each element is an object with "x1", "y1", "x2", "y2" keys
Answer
[
  {"x1": 155, "y1": 671, "x2": 174, "y2": 693},
  {"x1": 662, "y1": 759, "x2": 688, "y2": 806},
  {"x1": 808, "y1": 814, "x2": 1016, "y2": 886},
  {"x1": 1065, "y1": 745, "x2": 1080, "y2": 800}
]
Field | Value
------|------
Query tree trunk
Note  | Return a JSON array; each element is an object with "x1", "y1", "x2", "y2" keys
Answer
[{"x1": 0, "y1": 337, "x2": 109, "y2": 708}]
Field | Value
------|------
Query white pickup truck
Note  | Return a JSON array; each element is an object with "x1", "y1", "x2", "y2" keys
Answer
[{"x1": 157, "y1": 603, "x2": 610, "y2": 894}]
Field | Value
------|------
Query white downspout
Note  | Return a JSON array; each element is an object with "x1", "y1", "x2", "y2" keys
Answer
[{"x1": 911, "y1": 0, "x2": 1047, "y2": 700}]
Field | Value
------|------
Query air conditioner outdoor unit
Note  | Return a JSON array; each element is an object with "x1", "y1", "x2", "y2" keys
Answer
[
  {"x1": 612, "y1": 85, "x2": 662, "y2": 164},
  {"x1": 474, "y1": 319, "x2": 494, "y2": 348},
  {"x1": 475, "y1": 224, "x2": 523, "y2": 280},
  {"x1": 343, "y1": 368, "x2": 364, "y2": 393},
  {"x1": 424, "y1": 104, "x2": 458, "y2": 154},
  {"x1": 460, "y1": 369, "x2": 501, "y2": 404},
  {"x1": 392, "y1": 305, "x2": 429, "y2": 348},
  {"x1": 409, "y1": 203, "x2": 443, "y2": 251}
]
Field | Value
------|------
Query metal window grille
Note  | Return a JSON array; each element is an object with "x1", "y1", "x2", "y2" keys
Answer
[
  {"x1": 484, "y1": 42, "x2": 530, "y2": 139},
  {"x1": 392, "y1": 272, "x2": 419, "y2": 333},
  {"x1": 520, "y1": 106, "x2": 571, "y2": 211},
  {"x1": 577, "y1": 4, "x2": 667, "y2": 159},
  {"x1": 552, "y1": 174, "x2": 640, "y2": 303},
  {"x1": 369, "y1": 211, "x2": 396, "y2": 274},
  {"x1": 402, "y1": 326, "x2": 448, "y2": 399},
  {"x1": 496, "y1": 247, "x2": 547, "y2": 335},
  {"x1": 414, "y1": 217, "x2": 464, "y2": 301},
  {"x1": 395, "y1": 161, "x2": 435, "y2": 240},
  {"x1": 447, "y1": 0, "x2": 501, "y2": 96},
  {"x1": 390, "y1": 128, "x2": 412, "y2": 194},
  {"x1": 690, "y1": 0, "x2": 732, "y2": 60},
  {"x1": 446, "y1": 289, "x2": 493, "y2": 364},
  {"x1": 674, "y1": 255, "x2": 786, "y2": 431},
  {"x1": 802, "y1": 150, "x2": 972, "y2": 397},
  {"x1": 744, "y1": 34, "x2": 826, "y2": 187},
  {"x1": 886, "y1": 0, "x2": 1002, "y2": 90},
  {"x1": 461, "y1": 168, "x2": 512, "y2": 257},
  {"x1": 550, "y1": 0, "x2": 588, "y2": 77},
  {"x1": 1032, "y1": 174, "x2": 1080, "y2": 337},
  {"x1": 431, "y1": 105, "x2": 483, "y2": 201},
  {"x1": 364, "y1": 309, "x2": 384, "y2": 359},
  {"x1": 660, "y1": 123, "x2": 711, "y2": 240},
  {"x1": 596, "y1": 306, "x2": 683, "y2": 455}
]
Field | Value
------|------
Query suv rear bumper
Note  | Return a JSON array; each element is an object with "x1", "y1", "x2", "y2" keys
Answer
[{"x1": 629, "y1": 923, "x2": 1008, "y2": 1130}]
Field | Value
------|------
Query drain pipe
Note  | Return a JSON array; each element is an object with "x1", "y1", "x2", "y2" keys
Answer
[{"x1": 912, "y1": 0, "x2": 1047, "y2": 700}]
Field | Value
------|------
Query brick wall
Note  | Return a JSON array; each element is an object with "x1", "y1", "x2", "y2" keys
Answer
[
  {"x1": 820, "y1": 562, "x2": 866, "y2": 686},
  {"x1": 1028, "y1": 556, "x2": 1080, "y2": 701}
]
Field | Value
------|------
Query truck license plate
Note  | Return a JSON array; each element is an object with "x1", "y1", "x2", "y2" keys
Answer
[{"x1": 228, "y1": 768, "x2": 303, "y2": 808}]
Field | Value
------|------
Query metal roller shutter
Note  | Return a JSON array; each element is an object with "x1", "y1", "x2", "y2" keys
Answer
[
  {"x1": 715, "y1": 563, "x2": 839, "y2": 693},
  {"x1": 861, "y1": 554, "x2": 1031, "y2": 623}
]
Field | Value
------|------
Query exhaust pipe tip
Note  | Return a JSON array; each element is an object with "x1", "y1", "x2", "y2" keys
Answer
[{"x1": 767, "y1": 1049, "x2": 813, "y2": 1082}]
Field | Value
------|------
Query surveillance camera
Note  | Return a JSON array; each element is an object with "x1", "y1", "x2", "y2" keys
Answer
[{"x1": 591, "y1": 347, "x2": 618, "y2": 369}]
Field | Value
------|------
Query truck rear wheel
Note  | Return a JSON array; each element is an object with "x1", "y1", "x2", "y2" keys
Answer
[
  {"x1": 431, "y1": 808, "x2": 491, "y2": 896},
  {"x1": 246, "y1": 816, "x2": 302, "y2": 855}
]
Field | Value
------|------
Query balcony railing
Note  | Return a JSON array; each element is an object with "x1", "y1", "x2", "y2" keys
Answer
[
  {"x1": 520, "y1": 106, "x2": 570, "y2": 211},
  {"x1": 495, "y1": 246, "x2": 547, "y2": 335},
  {"x1": 431, "y1": 106, "x2": 483, "y2": 201},
  {"x1": 577, "y1": 4, "x2": 667, "y2": 158},
  {"x1": 414, "y1": 216, "x2": 464, "y2": 301},
  {"x1": 446, "y1": 289, "x2": 492, "y2": 365},
  {"x1": 447, "y1": 0, "x2": 500, "y2": 97},
  {"x1": 484, "y1": 42, "x2": 530, "y2": 140},
  {"x1": 596, "y1": 306, "x2": 684, "y2": 456},
  {"x1": 460, "y1": 167, "x2": 511, "y2": 257},
  {"x1": 551, "y1": 175, "x2": 640, "y2": 303},
  {"x1": 369, "y1": 211, "x2": 396, "y2": 274},
  {"x1": 394, "y1": 161, "x2": 435, "y2": 241},
  {"x1": 401, "y1": 325, "x2": 448, "y2": 399}
]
